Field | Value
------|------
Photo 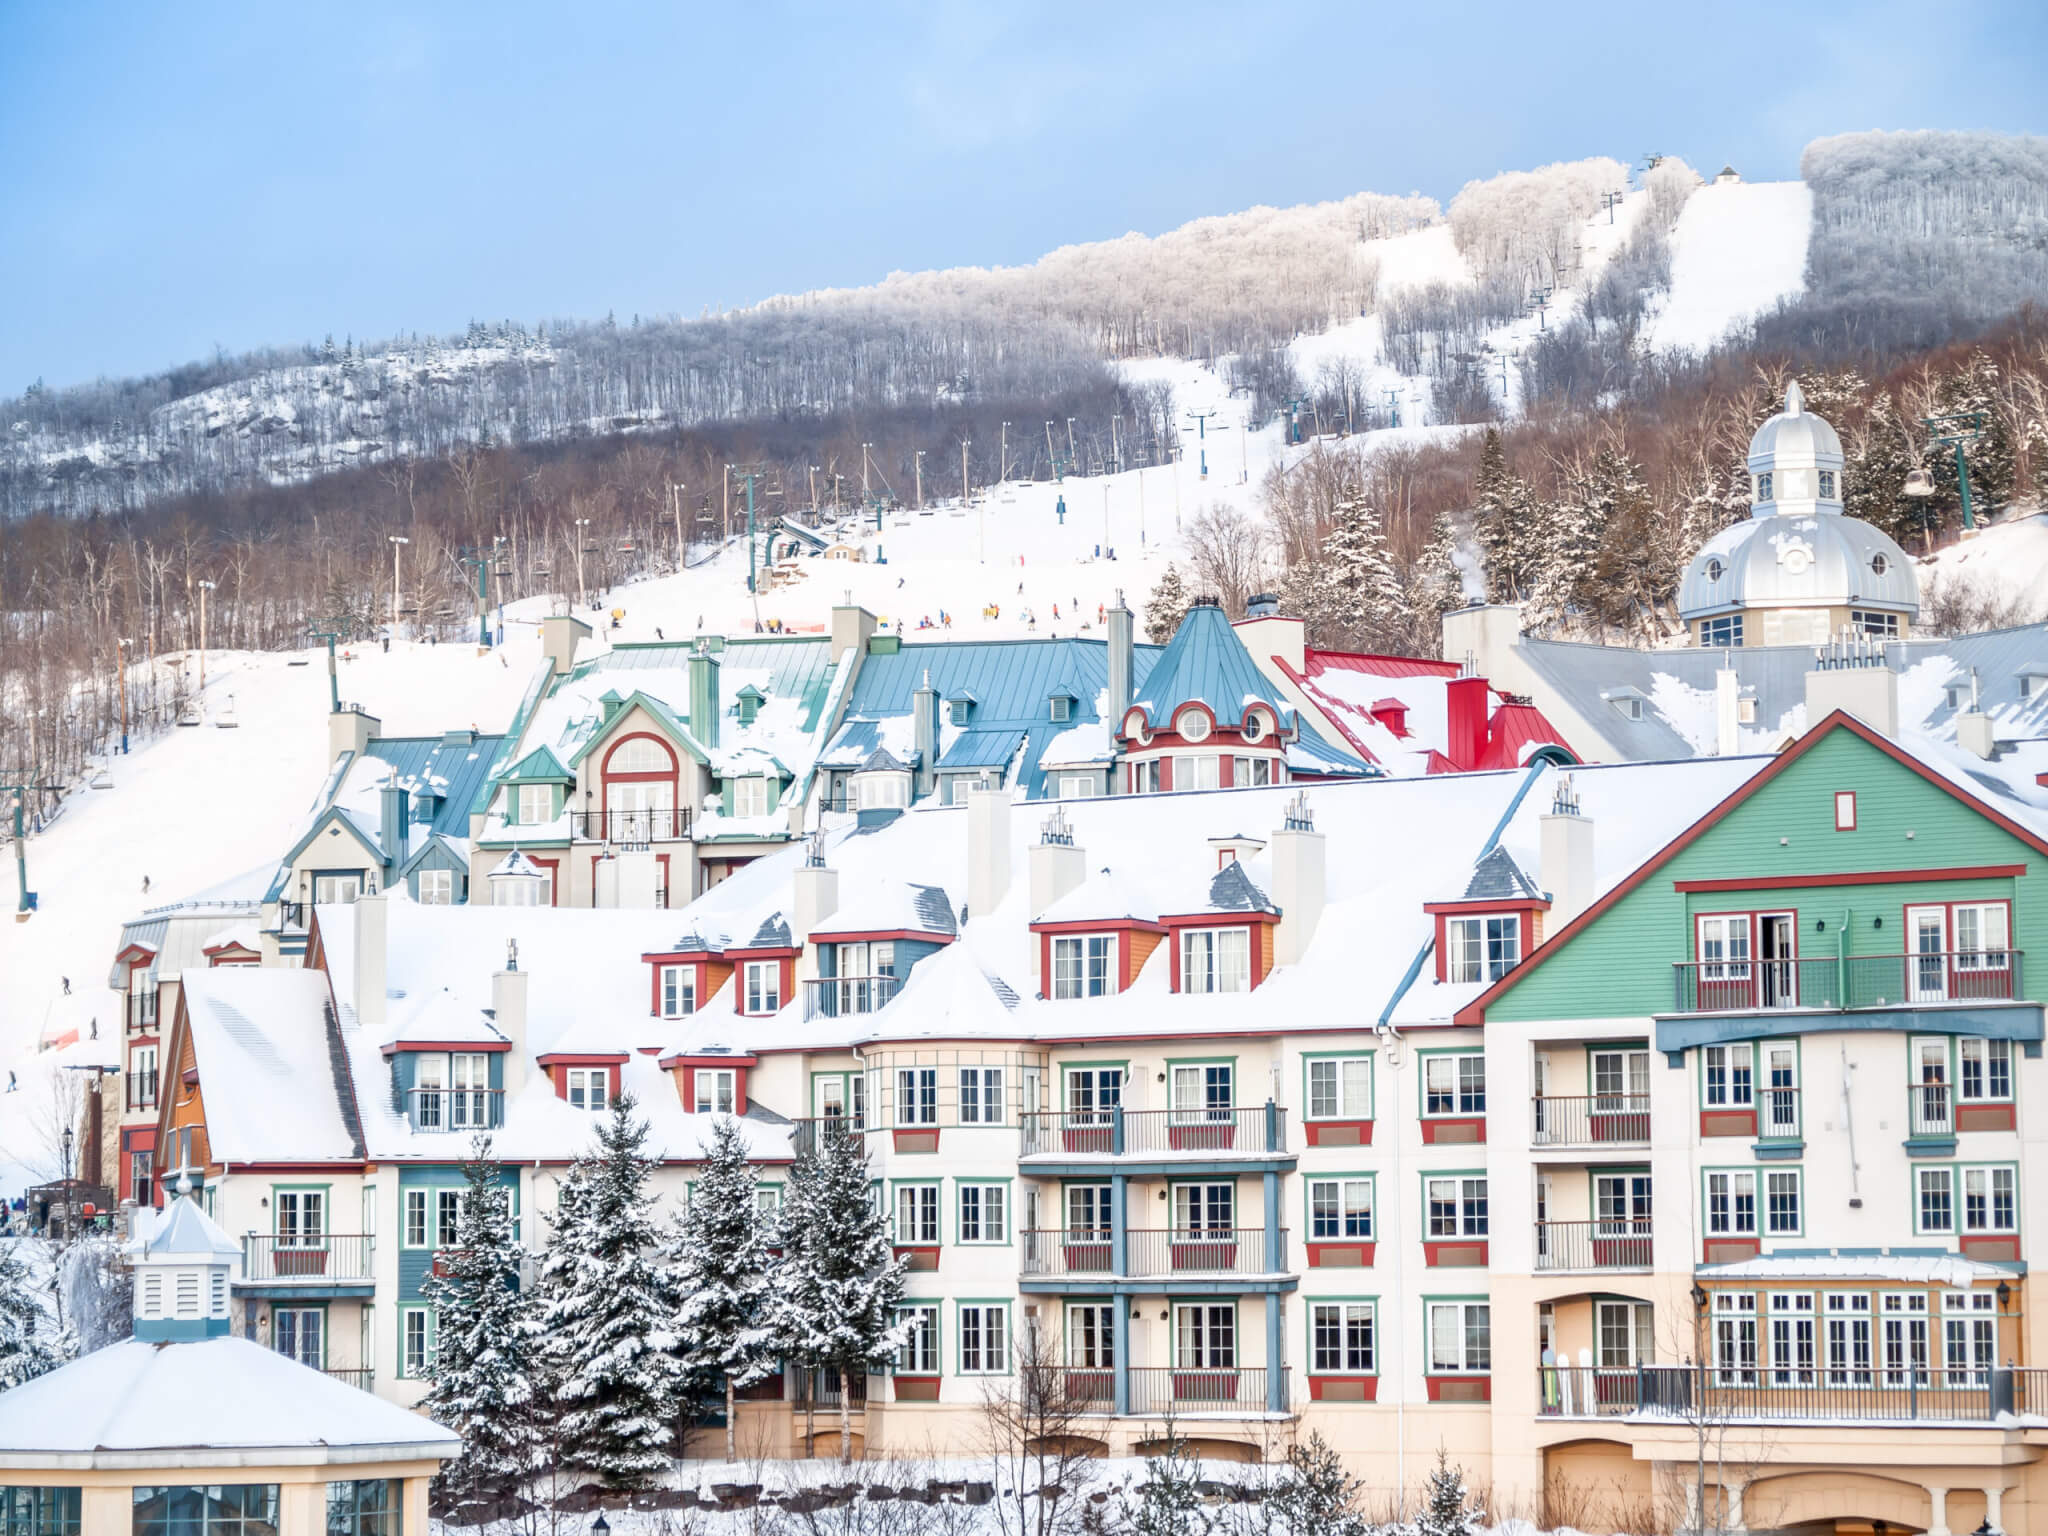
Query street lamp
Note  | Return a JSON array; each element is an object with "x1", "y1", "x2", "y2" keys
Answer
[
  {"x1": 387, "y1": 536, "x2": 410, "y2": 634},
  {"x1": 196, "y1": 580, "x2": 216, "y2": 698},
  {"x1": 61, "y1": 1126, "x2": 73, "y2": 1182}
]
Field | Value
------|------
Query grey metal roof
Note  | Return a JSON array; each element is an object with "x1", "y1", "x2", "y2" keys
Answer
[
  {"x1": 912, "y1": 884, "x2": 960, "y2": 936},
  {"x1": 1205, "y1": 861, "x2": 1278, "y2": 915},
  {"x1": 1461, "y1": 845, "x2": 1545, "y2": 903},
  {"x1": 749, "y1": 913, "x2": 793, "y2": 948},
  {"x1": 938, "y1": 729, "x2": 1026, "y2": 771},
  {"x1": 1678, "y1": 512, "x2": 1918, "y2": 621}
]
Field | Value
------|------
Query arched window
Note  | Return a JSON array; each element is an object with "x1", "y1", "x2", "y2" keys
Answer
[{"x1": 605, "y1": 735, "x2": 676, "y2": 775}]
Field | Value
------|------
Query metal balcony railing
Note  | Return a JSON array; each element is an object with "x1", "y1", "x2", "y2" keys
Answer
[
  {"x1": 405, "y1": 1088, "x2": 504, "y2": 1133},
  {"x1": 1909, "y1": 1081, "x2": 1955, "y2": 1138},
  {"x1": 242, "y1": 1235, "x2": 374, "y2": 1282},
  {"x1": 277, "y1": 900, "x2": 307, "y2": 932},
  {"x1": 1623, "y1": 1363, "x2": 2016, "y2": 1422},
  {"x1": 791, "y1": 1368, "x2": 868, "y2": 1410},
  {"x1": 1531, "y1": 1094, "x2": 1648, "y2": 1146},
  {"x1": 324, "y1": 1367, "x2": 376, "y2": 1392},
  {"x1": 791, "y1": 1116, "x2": 867, "y2": 1158},
  {"x1": 1019, "y1": 1105, "x2": 1287, "y2": 1158},
  {"x1": 1126, "y1": 1366, "x2": 1285, "y2": 1415},
  {"x1": 1756, "y1": 1086, "x2": 1802, "y2": 1140},
  {"x1": 1848, "y1": 952, "x2": 2022, "y2": 1008},
  {"x1": 1533, "y1": 1219, "x2": 1653, "y2": 1271},
  {"x1": 125, "y1": 1071, "x2": 159, "y2": 1111},
  {"x1": 1671, "y1": 959, "x2": 1841, "y2": 1013},
  {"x1": 1536, "y1": 1365, "x2": 1640, "y2": 1416},
  {"x1": 802, "y1": 976, "x2": 899, "y2": 1020},
  {"x1": 1020, "y1": 1228, "x2": 1287, "y2": 1278},
  {"x1": 569, "y1": 808, "x2": 690, "y2": 846}
]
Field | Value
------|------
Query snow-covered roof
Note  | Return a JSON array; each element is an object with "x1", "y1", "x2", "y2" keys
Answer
[
  {"x1": 129, "y1": 1196, "x2": 242, "y2": 1260},
  {"x1": 179, "y1": 969, "x2": 360, "y2": 1165},
  {"x1": 1035, "y1": 865, "x2": 1162, "y2": 925},
  {"x1": 0, "y1": 1337, "x2": 459, "y2": 1467},
  {"x1": 1700, "y1": 1252, "x2": 2013, "y2": 1286}
]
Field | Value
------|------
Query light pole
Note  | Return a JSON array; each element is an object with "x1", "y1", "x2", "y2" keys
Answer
[
  {"x1": 914, "y1": 450, "x2": 924, "y2": 510},
  {"x1": 573, "y1": 518, "x2": 591, "y2": 609},
  {"x1": 999, "y1": 421, "x2": 1009, "y2": 482},
  {"x1": 1066, "y1": 417, "x2": 1077, "y2": 471},
  {"x1": 387, "y1": 535, "x2": 409, "y2": 634},
  {"x1": 808, "y1": 465, "x2": 820, "y2": 513},
  {"x1": 197, "y1": 580, "x2": 215, "y2": 697},
  {"x1": 115, "y1": 638, "x2": 131, "y2": 754}
]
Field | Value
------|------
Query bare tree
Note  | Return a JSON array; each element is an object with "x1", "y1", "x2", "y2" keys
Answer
[{"x1": 1184, "y1": 504, "x2": 1269, "y2": 617}]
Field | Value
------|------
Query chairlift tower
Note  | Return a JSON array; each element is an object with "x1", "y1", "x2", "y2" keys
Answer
[
  {"x1": 1921, "y1": 411, "x2": 1989, "y2": 531},
  {"x1": 730, "y1": 467, "x2": 783, "y2": 594},
  {"x1": 1601, "y1": 189, "x2": 1625, "y2": 224},
  {"x1": 308, "y1": 628, "x2": 343, "y2": 713},
  {"x1": 457, "y1": 546, "x2": 494, "y2": 648}
]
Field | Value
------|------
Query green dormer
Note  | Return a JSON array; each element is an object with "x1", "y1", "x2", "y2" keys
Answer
[{"x1": 736, "y1": 684, "x2": 767, "y2": 727}]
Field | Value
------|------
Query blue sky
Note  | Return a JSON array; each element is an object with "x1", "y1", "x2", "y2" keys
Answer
[{"x1": 3, "y1": 0, "x2": 2045, "y2": 391}]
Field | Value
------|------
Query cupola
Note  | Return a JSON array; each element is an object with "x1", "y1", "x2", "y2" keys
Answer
[{"x1": 129, "y1": 1195, "x2": 240, "y2": 1341}]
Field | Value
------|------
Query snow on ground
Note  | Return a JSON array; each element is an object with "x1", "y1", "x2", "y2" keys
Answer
[
  {"x1": 1642, "y1": 179, "x2": 1812, "y2": 354},
  {"x1": 1922, "y1": 510, "x2": 2048, "y2": 619}
]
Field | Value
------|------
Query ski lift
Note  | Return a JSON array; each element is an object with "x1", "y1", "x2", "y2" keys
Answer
[
  {"x1": 1903, "y1": 469, "x2": 1936, "y2": 498},
  {"x1": 176, "y1": 702, "x2": 201, "y2": 728},
  {"x1": 619, "y1": 538, "x2": 637, "y2": 554},
  {"x1": 215, "y1": 694, "x2": 239, "y2": 729},
  {"x1": 287, "y1": 656, "x2": 311, "y2": 667},
  {"x1": 533, "y1": 560, "x2": 552, "y2": 576}
]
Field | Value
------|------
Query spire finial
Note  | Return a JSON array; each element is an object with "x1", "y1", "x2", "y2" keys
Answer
[{"x1": 1785, "y1": 379, "x2": 1805, "y2": 415}]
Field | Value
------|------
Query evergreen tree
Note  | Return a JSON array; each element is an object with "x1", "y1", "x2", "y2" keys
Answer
[
  {"x1": 1525, "y1": 459, "x2": 1606, "y2": 635},
  {"x1": 1417, "y1": 1449, "x2": 1478, "y2": 1536},
  {"x1": 1471, "y1": 427, "x2": 1538, "y2": 602},
  {"x1": 1931, "y1": 350, "x2": 2018, "y2": 517},
  {"x1": 0, "y1": 1240, "x2": 64, "y2": 1391},
  {"x1": 421, "y1": 1136, "x2": 543, "y2": 1512},
  {"x1": 1145, "y1": 564, "x2": 1191, "y2": 644},
  {"x1": 1267, "y1": 1431, "x2": 1368, "y2": 1536},
  {"x1": 1125, "y1": 1429, "x2": 1211, "y2": 1536},
  {"x1": 771, "y1": 1122, "x2": 907, "y2": 1461},
  {"x1": 1844, "y1": 392, "x2": 1927, "y2": 549},
  {"x1": 1319, "y1": 493, "x2": 1407, "y2": 649},
  {"x1": 1590, "y1": 446, "x2": 1672, "y2": 638},
  {"x1": 538, "y1": 1097, "x2": 687, "y2": 1489},
  {"x1": 666, "y1": 1116, "x2": 777, "y2": 1463},
  {"x1": 1408, "y1": 506, "x2": 1467, "y2": 654}
]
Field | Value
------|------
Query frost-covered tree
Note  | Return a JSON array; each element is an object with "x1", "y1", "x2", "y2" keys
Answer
[
  {"x1": 1525, "y1": 459, "x2": 1607, "y2": 635},
  {"x1": 0, "y1": 1240, "x2": 66, "y2": 1390},
  {"x1": 1406, "y1": 506, "x2": 1466, "y2": 654},
  {"x1": 1267, "y1": 1431, "x2": 1369, "y2": 1536},
  {"x1": 1145, "y1": 563, "x2": 1191, "y2": 643},
  {"x1": 1125, "y1": 1427, "x2": 1212, "y2": 1536},
  {"x1": 1320, "y1": 493, "x2": 1404, "y2": 640},
  {"x1": 666, "y1": 1116, "x2": 777, "y2": 1463},
  {"x1": 1931, "y1": 351, "x2": 2019, "y2": 514},
  {"x1": 538, "y1": 1097, "x2": 687, "y2": 1489},
  {"x1": 1471, "y1": 428, "x2": 1538, "y2": 603},
  {"x1": 1417, "y1": 1449, "x2": 1478, "y2": 1536},
  {"x1": 421, "y1": 1136, "x2": 543, "y2": 1511},
  {"x1": 1591, "y1": 446, "x2": 1672, "y2": 637},
  {"x1": 771, "y1": 1121, "x2": 906, "y2": 1461}
]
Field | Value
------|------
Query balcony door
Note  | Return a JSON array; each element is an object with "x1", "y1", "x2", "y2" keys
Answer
[
  {"x1": 1761, "y1": 1045, "x2": 1799, "y2": 1136},
  {"x1": 1758, "y1": 913, "x2": 1797, "y2": 1008},
  {"x1": 1908, "y1": 906, "x2": 1949, "y2": 1002},
  {"x1": 274, "y1": 1306, "x2": 324, "y2": 1368}
]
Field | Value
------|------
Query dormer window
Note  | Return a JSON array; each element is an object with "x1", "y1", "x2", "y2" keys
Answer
[
  {"x1": 733, "y1": 776, "x2": 771, "y2": 818},
  {"x1": 1445, "y1": 915, "x2": 1520, "y2": 984},
  {"x1": 736, "y1": 685, "x2": 765, "y2": 727},
  {"x1": 1611, "y1": 695, "x2": 1643, "y2": 721},
  {"x1": 516, "y1": 785, "x2": 551, "y2": 824},
  {"x1": 565, "y1": 1067, "x2": 609, "y2": 1112},
  {"x1": 1177, "y1": 707, "x2": 1212, "y2": 742},
  {"x1": 1050, "y1": 695, "x2": 1072, "y2": 723},
  {"x1": 1181, "y1": 927, "x2": 1250, "y2": 994},
  {"x1": 695, "y1": 1069, "x2": 737, "y2": 1114},
  {"x1": 659, "y1": 964, "x2": 697, "y2": 1017},
  {"x1": 1052, "y1": 935, "x2": 1116, "y2": 999}
]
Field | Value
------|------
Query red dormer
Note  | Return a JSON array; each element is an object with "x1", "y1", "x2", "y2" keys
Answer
[
  {"x1": 1028, "y1": 863, "x2": 1164, "y2": 1000},
  {"x1": 202, "y1": 936, "x2": 261, "y2": 967},
  {"x1": 1368, "y1": 698, "x2": 1410, "y2": 737},
  {"x1": 642, "y1": 943, "x2": 733, "y2": 1020},
  {"x1": 658, "y1": 1050, "x2": 758, "y2": 1115},
  {"x1": 1161, "y1": 862, "x2": 1281, "y2": 995},
  {"x1": 536, "y1": 1053, "x2": 630, "y2": 1108},
  {"x1": 1423, "y1": 846, "x2": 1549, "y2": 985}
]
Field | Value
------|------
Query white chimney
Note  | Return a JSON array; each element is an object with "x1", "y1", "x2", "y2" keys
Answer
[
  {"x1": 1029, "y1": 812, "x2": 1087, "y2": 921},
  {"x1": 493, "y1": 952, "x2": 529, "y2": 1100},
  {"x1": 966, "y1": 782, "x2": 1012, "y2": 922},
  {"x1": 1804, "y1": 635, "x2": 1898, "y2": 738},
  {"x1": 1268, "y1": 794, "x2": 1325, "y2": 968},
  {"x1": 794, "y1": 851, "x2": 840, "y2": 947},
  {"x1": 354, "y1": 892, "x2": 389, "y2": 1032},
  {"x1": 1540, "y1": 775, "x2": 1595, "y2": 932},
  {"x1": 1957, "y1": 711, "x2": 1996, "y2": 760},
  {"x1": 1715, "y1": 665, "x2": 1741, "y2": 757}
]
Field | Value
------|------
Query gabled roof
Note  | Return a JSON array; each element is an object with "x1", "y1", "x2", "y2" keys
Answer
[
  {"x1": 1454, "y1": 711, "x2": 2048, "y2": 1024},
  {"x1": 563, "y1": 690, "x2": 710, "y2": 770},
  {"x1": 1452, "y1": 845, "x2": 1546, "y2": 904},
  {"x1": 281, "y1": 803, "x2": 386, "y2": 871},
  {"x1": 399, "y1": 832, "x2": 471, "y2": 877},
  {"x1": 179, "y1": 969, "x2": 360, "y2": 1164},
  {"x1": 495, "y1": 744, "x2": 573, "y2": 784}
]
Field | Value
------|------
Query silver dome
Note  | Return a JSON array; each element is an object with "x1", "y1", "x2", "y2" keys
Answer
[
  {"x1": 1678, "y1": 512, "x2": 1920, "y2": 620},
  {"x1": 1747, "y1": 380, "x2": 1845, "y2": 474}
]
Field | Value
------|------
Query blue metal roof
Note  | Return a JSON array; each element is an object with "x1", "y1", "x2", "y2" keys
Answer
[
  {"x1": 596, "y1": 636, "x2": 838, "y2": 730},
  {"x1": 938, "y1": 728, "x2": 1027, "y2": 771},
  {"x1": 1131, "y1": 600, "x2": 1288, "y2": 726},
  {"x1": 364, "y1": 734, "x2": 506, "y2": 840}
]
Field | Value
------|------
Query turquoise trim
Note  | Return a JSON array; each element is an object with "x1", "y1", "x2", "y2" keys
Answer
[
  {"x1": 1657, "y1": 1004, "x2": 2044, "y2": 1064},
  {"x1": 1905, "y1": 1137, "x2": 1960, "y2": 1159},
  {"x1": 1752, "y1": 1142, "x2": 1804, "y2": 1161},
  {"x1": 134, "y1": 1316, "x2": 230, "y2": 1341}
]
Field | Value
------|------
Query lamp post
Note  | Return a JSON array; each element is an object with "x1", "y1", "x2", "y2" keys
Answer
[
  {"x1": 573, "y1": 518, "x2": 591, "y2": 609},
  {"x1": 196, "y1": 580, "x2": 215, "y2": 697},
  {"x1": 115, "y1": 638, "x2": 132, "y2": 754},
  {"x1": 387, "y1": 535, "x2": 409, "y2": 635}
]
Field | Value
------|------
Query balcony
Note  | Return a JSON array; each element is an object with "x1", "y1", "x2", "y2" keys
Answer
[
  {"x1": 324, "y1": 1367, "x2": 376, "y2": 1392},
  {"x1": 242, "y1": 1235, "x2": 375, "y2": 1284},
  {"x1": 790, "y1": 1116, "x2": 866, "y2": 1157},
  {"x1": 1021, "y1": 1228, "x2": 1287, "y2": 1280},
  {"x1": 125, "y1": 1071, "x2": 159, "y2": 1111},
  {"x1": 277, "y1": 900, "x2": 307, "y2": 932},
  {"x1": 802, "y1": 975, "x2": 899, "y2": 1021},
  {"x1": 1531, "y1": 1095, "x2": 1648, "y2": 1148},
  {"x1": 1542, "y1": 1364, "x2": 2043, "y2": 1423},
  {"x1": 404, "y1": 1088, "x2": 504, "y2": 1133},
  {"x1": 1019, "y1": 1106, "x2": 1288, "y2": 1160},
  {"x1": 1671, "y1": 953, "x2": 2025, "y2": 1014},
  {"x1": 790, "y1": 1367, "x2": 868, "y2": 1411},
  {"x1": 1533, "y1": 1219, "x2": 1653, "y2": 1271},
  {"x1": 569, "y1": 807, "x2": 690, "y2": 846},
  {"x1": 1127, "y1": 1366, "x2": 1287, "y2": 1416}
]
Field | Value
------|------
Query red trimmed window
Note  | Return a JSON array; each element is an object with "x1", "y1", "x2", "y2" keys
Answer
[
  {"x1": 600, "y1": 732, "x2": 680, "y2": 834},
  {"x1": 1834, "y1": 791, "x2": 1857, "y2": 830}
]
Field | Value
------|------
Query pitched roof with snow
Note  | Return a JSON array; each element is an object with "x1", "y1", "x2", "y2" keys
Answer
[{"x1": 178, "y1": 968, "x2": 360, "y2": 1164}]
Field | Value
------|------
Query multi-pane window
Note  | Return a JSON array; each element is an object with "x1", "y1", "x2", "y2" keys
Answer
[
  {"x1": 1423, "y1": 1054, "x2": 1485, "y2": 1115},
  {"x1": 659, "y1": 965, "x2": 696, "y2": 1018},
  {"x1": 958, "y1": 1184, "x2": 1008, "y2": 1243},
  {"x1": 1233, "y1": 755, "x2": 1276, "y2": 787},
  {"x1": 1712, "y1": 1293, "x2": 1757, "y2": 1382},
  {"x1": 1311, "y1": 1302, "x2": 1375, "y2": 1374},
  {"x1": 733, "y1": 777, "x2": 770, "y2": 818},
  {"x1": 325, "y1": 1480, "x2": 401, "y2": 1536},
  {"x1": 1699, "y1": 614, "x2": 1744, "y2": 648},
  {"x1": 897, "y1": 1305, "x2": 939, "y2": 1374},
  {"x1": 694, "y1": 1069, "x2": 736, "y2": 1115},
  {"x1": 1068, "y1": 1304, "x2": 1115, "y2": 1368},
  {"x1": 1170, "y1": 1063, "x2": 1233, "y2": 1121},
  {"x1": 1825, "y1": 1293, "x2": 1873, "y2": 1386},
  {"x1": 565, "y1": 1068, "x2": 608, "y2": 1113},
  {"x1": 1175, "y1": 1303, "x2": 1236, "y2": 1368},
  {"x1": 1765, "y1": 1170, "x2": 1801, "y2": 1234},
  {"x1": 743, "y1": 961, "x2": 781, "y2": 1014},
  {"x1": 1959, "y1": 1038, "x2": 2013, "y2": 1101},
  {"x1": 1850, "y1": 609, "x2": 1898, "y2": 637},
  {"x1": 1955, "y1": 904, "x2": 2013, "y2": 967},
  {"x1": 1066, "y1": 1067, "x2": 1122, "y2": 1122},
  {"x1": 1180, "y1": 928, "x2": 1250, "y2": 994},
  {"x1": 401, "y1": 1308, "x2": 433, "y2": 1378},
  {"x1": 417, "y1": 868, "x2": 453, "y2": 905},
  {"x1": 1426, "y1": 1301, "x2": 1490, "y2": 1373},
  {"x1": 402, "y1": 1190, "x2": 428, "y2": 1248},
  {"x1": 1066, "y1": 1185, "x2": 1112, "y2": 1236},
  {"x1": 515, "y1": 785, "x2": 551, "y2": 825},
  {"x1": 1308, "y1": 1178, "x2": 1373, "y2": 1240},
  {"x1": 132, "y1": 1487, "x2": 279, "y2": 1536},
  {"x1": 958, "y1": 1067, "x2": 1005, "y2": 1124},
  {"x1": 1425, "y1": 1177, "x2": 1488, "y2": 1238},
  {"x1": 437, "y1": 1190, "x2": 462, "y2": 1247},
  {"x1": 1596, "y1": 1300, "x2": 1653, "y2": 1369},
  {"x1": 1768, "y1": 1293, "x2": 1816, "y2": 1386},
  {"x1": 129, "y1": 970, "x2": 157, "y2": 1030},
  {"x1": 1173, "y1": 1183, "x2": 1235, "y2": 1233},
  {"x1": 1445, "y1": 915, "x2": 1520, "y2": 984},
  {"x1": 1705, "y1": 1171, "x2": 1756, "y2": 1235},
  {"x1": 1920, "y1": 1165, "x2": 2018, "y2": 1234},
  {"x1": 0, "y1": 1489, "x2": 80, "y2": 1536},
  {"x1": 313, "y1": 873, "x2": 363, "y2": 905},
  {"x1": 895, "y1": 1185, "x2": 940, "y2": 1245},
  {"x1": 1307, "y1": 1057, "x2": 1371, "y2": 1120},
  {"x1": 1818, "y1": 469, "x2": 1838, "y2": 499},
  {"x1": 959, "y1": 1304, "x2": 1008, "y2": 1374},
  {"x1": 1052, "y1": 935, "x2": 1117, "y2": 999},
  {"x1": 1943, "y1": 1291, "x2": 1997, "y2": 1386},
  {"x1": 1882, "y1": 1293, "x2": 1930, "y2": 1386},
  {"x1": 1919, "y1": 1167, "x2": 1955, "y2": 1233},
  {"x1": 1176, "y1": 755, "x2": 1221, "y2": 791},
  {"x1": 897, "y1": 1068, "x2": 939, "y2": 1126},
  {"x1": 275, "y1": 1190, "x2": 324, "y2": 1246},
  {"x1": 273, "y1": 1306, "x2": 323, "y2": 1367},
  {"x1": 1702, "y1": 1045, "x2": 1753, "y2": 1107}
]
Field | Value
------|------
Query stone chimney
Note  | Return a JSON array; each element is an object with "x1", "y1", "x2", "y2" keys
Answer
[
  {"x1": 966, "y1": 781, "x2": 1012, "y2": 922},
  {"x1": 328, "y1": 705, "x2": 381, "y2": 763},
  {"x1": 354, "y1": 892, "x2": 389, "y2": 1032},
  {"x1": 1539, "y1": 774, "x2": 1595, "y2": 931},
  {"x1": 1714, "y1": 666, "x2": 1742, "y2": 757},
  {"x1": 493, "y1": 947, "x2": 529, "y2": 1100},
  {"x1": 1268, "y1": 793, "x2": 1325, "y2": 968},
  {"x1": 1028, "y1": 808, "x2": 1087, "y2": 921},
  {"x1": 1804, "y1": 634, "x2": 1898, "y2": 738},
  {"x1": 1106, "y1": 595, "x2": 1134, "y2": 727},
  {"x1": 689, "y1": 646, "x2": 721, "y2": 748},
  {"x1": 541, "y1": 613, "x2": 590, "y2": 678},
  {"x1": 912, "y1": 672, "x2": 939, "y2": 798}
]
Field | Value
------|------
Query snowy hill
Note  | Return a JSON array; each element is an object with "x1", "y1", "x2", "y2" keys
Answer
[{"x1": 1641, "y1": 179, "x2": 1813, "y2": 353}]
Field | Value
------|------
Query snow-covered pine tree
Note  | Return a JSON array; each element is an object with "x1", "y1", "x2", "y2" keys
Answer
[
  {"x1": 1145, "y1": 564, "x2": 1191, "y2": 644},
  {"x1": 1590, "y1": 446, "x2": 1673, "y2": 639},
  {"x1": 1844, "y1": 391, "x2": 1927, "y2": 549},
  {"x1": 538, "y1": 1096, "x2": 688, "y2": 1489},
  {"x1": 666, "y1": 1116, "x2": 777, "y2": 1463},
  {"x1": 1417, "y1": 1449, "x2": 1478, "y2": 1536},
  {"x1": 771, "y1": 1121, "x2": 907, "y2": 1461},
  {"x1": 1931, "y1": 350, "x2": 2019, "y2": 516},
  {"x1": 1125, "y1": 1427, "x2": 1211, "y2": 1536},
  {"x1": 1268, "y1": 1430, "x2": 1368, "y2": 1536},
  {"x1": 1471, "y1": 427, "x2": 1540, "y2": 603},
  {"x1": 1525, "y1": 454, "x2": 1610, "y2": 635},
  {"x1": 0, "y1": 1239, "x2": 65, "y2": 1390},
  {"x1": 1318, "y1": 493, "x2": 1408, "y2": 650},
  {"x1": 421, "y1": 1135, "x2": 543, "y2": 1512},
  {"x1": 1406, "y1": 506, "x2": 1466, "y2": 654}
]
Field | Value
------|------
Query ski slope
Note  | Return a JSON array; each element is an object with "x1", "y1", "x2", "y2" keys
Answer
[
  {"x1": 1922, "y1": 511, "x2": 2048, "y2": 620},
  {"x1": 1642, "y1": 179, "x2": 1813, "y2": 353}
]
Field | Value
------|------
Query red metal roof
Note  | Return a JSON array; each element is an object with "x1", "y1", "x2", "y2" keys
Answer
[{"x1": 1303, "y1": 649, "x2": 1460, "y2": 680}]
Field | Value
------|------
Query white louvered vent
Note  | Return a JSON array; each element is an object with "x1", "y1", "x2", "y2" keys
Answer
[
  {"x1": 175, "y1": 1270, "x2": 200, "y2": 1318},
  {"x1": 141, "y1": 1272, "x2": 163, "y2": 1317}
]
